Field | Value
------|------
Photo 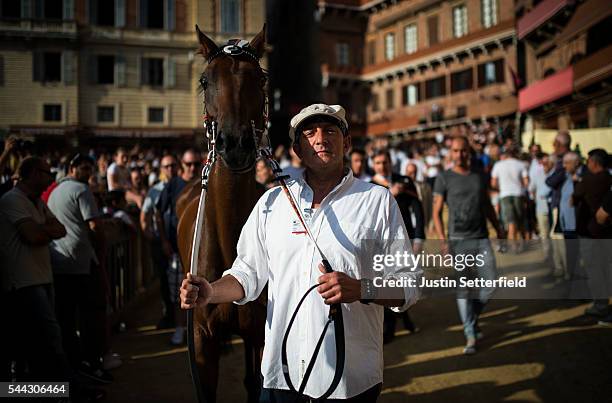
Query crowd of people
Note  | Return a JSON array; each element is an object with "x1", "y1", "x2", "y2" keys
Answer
[
  {"x1": 257, "y1": 122, "x2": 612, "y2": 351},
  {"x1": 0, "y1": 114, "x2": 610, "y2": 399},
  {"x1": 0, "y1": 139, "x2": 207, "y2": 399}
]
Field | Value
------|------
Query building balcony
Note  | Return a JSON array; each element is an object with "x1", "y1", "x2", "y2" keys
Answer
[
  {"x1": 574, "y1": 44, "x2": 612, "y2": 91},
  {"x1": 517, "y1": 0, "x2": 575, "y2": 43},
  {"x1": 367, "y1": 86, "x2": 517, "y2": 136},
  {"x1": 0, "y1": 18, "x2": 77, "y2": 38}
]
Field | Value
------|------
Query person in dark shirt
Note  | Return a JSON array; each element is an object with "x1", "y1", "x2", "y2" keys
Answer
[
  {"x1": 573, "y1": 149, "x2": 612, "y2": 319},
  {"x1": 370, "y1": 149, "x2": 424, "y2": 342},
  {"x1": 433, "y1": 137, "x2": 504, "y2": 355},
  {"x1": 594, "y1": 190, "x2": 612, "y2": 327},
  {"x1": 371, "y1": 149, "x2": 425, "y2": 243},
  {"x1": 156, "y1": 149, "x2": 201, "y2": 345},
  {"x1": 545, "y1": 130, "x2": 572, "y2": 209}
]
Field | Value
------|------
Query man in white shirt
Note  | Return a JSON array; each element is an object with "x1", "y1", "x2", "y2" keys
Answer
[
  {"x1": 491, "y1": 147, "x2": 529, "y2": 244},
  {"x1": 180, "y1": 104, "x2": 421, "y2": 401},
  {"x1": 106, "y1": 147, "x2": 130, "y2": 191}
]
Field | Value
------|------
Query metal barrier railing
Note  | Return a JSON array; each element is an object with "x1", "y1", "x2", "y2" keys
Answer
[
  {"x1": 106, "y1": 234, "x2": 132, "y2": 314},
  {"x1": 103, "y1": 215, "x2": 157, "y2": 319}
]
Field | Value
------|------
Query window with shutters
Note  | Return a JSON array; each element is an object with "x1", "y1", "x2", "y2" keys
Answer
[
  {"x1": 477, "y1": 59, "x2": 504, "y2": 87},
  {"x1": 148, "y1": 107, "x2": 164, "y2": 123},
  {"x1": 41, "y1": 52, "x2": 62, "y2": 82},
  {"x1": 427, "y1": 15, "x2": 439, "y2": 46},
  {"x1": 220, "y1": 0, "x2": 240, "y2": 33},
  {"x1": 336, "y1": 43, "x2": 349, "y2": 66},
  {"x1": 140, "y1": 0, "x2": 164, "y2": 29},
  {"x1": 90, "y1": 0, "x2": 124, "y2": 27},
  {"x1": 386, "y1": 88, "x2": 394, "y2": 110},
  {"x1": 481, "y1": 0, "x2": 497, "y2": 28},
  {"x1": 371, "y1": 93, "x2": 379, "y2": 112},
  {"x1": 141, "y1": 57, "x2": 164, "y2": 86},
  {"x1": 62, "y1": 51, "x2": 75, "y2": 84},
  {"x1": 404, "y1": 24, "x2": 417, "y2": 54},
  {"x1": 384, "y1": 33, "x2": 395, "y2": 61},
  {"x1": 425, "y1": 76, "x2": 446, "y2": 99},
  {"x1": 367, "y1": 40, "x2": 376, "y2": 65},
  {"x1": 97, "y1": 106, "x2": 115, "y2": 123},
  {"x1": 115, "y1": 55, "x2": 126, "y2": 86},
  {"x1": 1, "y1": 0, "x2": 21, "y2": 19},
  {"x1": 451, "y1": 68, "x2": 473, "y2": 93},
  {"x1": 96, "y1": 0, "x2": 115, "y2": 26},
  {"x1": 97, "y1": 55, "x2": 115, "y2": 84},
  {"x1": 164, "y1": 56, "x2": 175, "y2": 88},
  {"x1": 402, "y1": 84, "x2": 419, "y2": 106},
  {"x1": 43, "y1": 104, "x2": 62, "y2": 121},
  {"x1": 453, "y1": 5, "x2": 468, "y2": 38},
  {"x1": 457, "y1": 105, "x2": 467, "y2": 118},
  {"x1": 43, "y1": 0, "x2": 63, "y2": 20}
]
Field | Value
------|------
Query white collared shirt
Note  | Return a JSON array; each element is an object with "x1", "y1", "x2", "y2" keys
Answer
[{"x1": 223, "y1": 169, "x2": 422, "y2": 399}]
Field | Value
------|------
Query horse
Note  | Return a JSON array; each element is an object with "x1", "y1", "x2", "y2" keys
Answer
[{"x1": 176, "y1": 25, "x2": 268, "y2": 403}]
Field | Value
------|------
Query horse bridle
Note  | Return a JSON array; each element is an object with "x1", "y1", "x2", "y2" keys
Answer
[
  {"x1": 187, "y1": 40, "x2": 345, "y2": 403},
  {"x1": 200, "y1": 39, "x2": 270, "y2": 173}
]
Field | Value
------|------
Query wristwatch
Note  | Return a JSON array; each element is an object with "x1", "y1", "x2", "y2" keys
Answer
[{"x1": 360, "y1": 278, "x2": 377, "y2": 304}]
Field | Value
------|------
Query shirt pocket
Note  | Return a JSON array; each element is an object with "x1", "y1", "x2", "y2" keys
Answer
[{"x1": 326, "y1": 222, "x2": 376, "y2": 279}]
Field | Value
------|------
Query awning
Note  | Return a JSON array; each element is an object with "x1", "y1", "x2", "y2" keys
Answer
[
  {"x1": 517, "y1": 0, "x2": 572, "y2": 40},
  {"x1": 9, "y1": 126, "x2": 73, "y2": 136},
  {"x1": 518, "y1": 67, "x2": 574, "y2": 112}
]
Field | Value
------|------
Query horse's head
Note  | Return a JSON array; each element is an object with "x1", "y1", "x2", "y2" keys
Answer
[{"x1": 196, "y1": 25, "x2": 267, "y2": 172}]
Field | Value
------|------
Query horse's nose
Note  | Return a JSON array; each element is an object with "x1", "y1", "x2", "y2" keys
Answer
[
  {"x1": 215, "y1": 131, "x2": 237, "y2": 152},
  {"x1": 239, "y1": 132, "x2": 256, "y2": 150},
  {"x1": 217, "y1": 129, "x2": 255, "y2": 153},
  {"x1": 216, "y1": 128, "x2": 257, "y2": 171}
]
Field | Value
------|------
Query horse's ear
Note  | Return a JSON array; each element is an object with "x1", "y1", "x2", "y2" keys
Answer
[
  {"x1": 195, "y1": 24, "x2": 218, "y2": 60},
  {"x1": 249, "y1": 24, "x2": 267, "y2": 59}
]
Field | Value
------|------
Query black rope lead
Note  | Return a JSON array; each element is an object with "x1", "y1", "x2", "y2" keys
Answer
[{"x1": 281, "y1": 259, "x2": 346, "y2": 400}]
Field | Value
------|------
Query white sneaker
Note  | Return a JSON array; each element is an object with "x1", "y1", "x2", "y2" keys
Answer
[
  {"x1": 463, "y1": 336, "x2": 477, "y2": 355},
  {"x1": 103, "y1": 352, "x2": 123, "y2": 371},
  {"x1": 170, "y1": 327, "x2": 185, "y2": 345}
]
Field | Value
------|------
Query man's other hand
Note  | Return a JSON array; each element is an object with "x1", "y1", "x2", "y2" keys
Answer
[
  {"x1": 180, "y1": 273, "x2": 213, "y2": 309},
  {"x1": 317, "y1": 264, "x2": 360, "y2": 304}
]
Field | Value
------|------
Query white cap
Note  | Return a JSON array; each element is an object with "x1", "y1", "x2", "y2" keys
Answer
[{"x1": 289, "y1": 103, "x2": 348, "y2": 142}]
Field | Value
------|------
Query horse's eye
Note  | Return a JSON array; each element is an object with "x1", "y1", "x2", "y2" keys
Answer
[{"x1": 199, "y1": 76, "x2": 208, "y2": 90}]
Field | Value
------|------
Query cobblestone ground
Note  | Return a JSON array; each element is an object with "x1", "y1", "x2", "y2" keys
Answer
[{"x1": 103, "y1": 243, "x2": 612, "y2": 403}]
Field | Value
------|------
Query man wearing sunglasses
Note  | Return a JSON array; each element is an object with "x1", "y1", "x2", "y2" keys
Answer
[
  {"x1": 156, "y1": 148, "x2": 202, "y2": 345},
  {"x1": 0, "y1": 156, "x2": 69, "y2": 381},
  {"x1": 141, "y1": 154, "x2": 179, "y2": 330}
]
